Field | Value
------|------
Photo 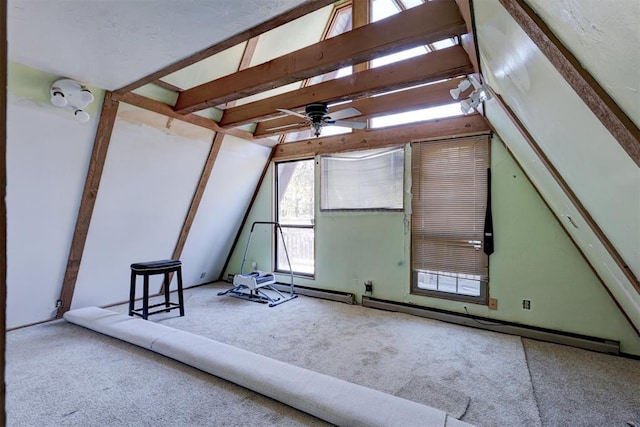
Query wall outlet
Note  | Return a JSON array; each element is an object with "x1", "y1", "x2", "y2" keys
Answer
[
  {"x1": 488, "y1": 298, "x2": 498, "y2": 310},
  {"x1": 522, "y1": 299, "x2": 531, "y2": 310},
  {"x1": 364, "y1": 280, "x2": 373, "y2": 294}
]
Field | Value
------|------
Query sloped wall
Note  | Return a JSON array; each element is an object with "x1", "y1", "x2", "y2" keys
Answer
[
  {"x1": 6, "y1": 62, "x2": 270, "y2": 327},
  {"x1": 474, "y1": 0, "x2": 640, "y2": 332},
  {"x1": 225, "y1": 136, "x2": 640, "y2": 355}
]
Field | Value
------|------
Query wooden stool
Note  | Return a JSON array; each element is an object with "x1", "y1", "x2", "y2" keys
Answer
[{"x1": 129, "y1": 259, "x2": 184, "y2": 320}]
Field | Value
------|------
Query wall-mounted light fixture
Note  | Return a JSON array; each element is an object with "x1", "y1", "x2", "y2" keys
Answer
[
  {"x1": 50, "y1": 78, "x2": 95, "y2": 123},
  {"x1": 450, "y1": 75, "x2": 492, "y2": 115}
]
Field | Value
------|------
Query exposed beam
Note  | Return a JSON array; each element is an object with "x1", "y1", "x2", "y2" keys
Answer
[
  {"x1": 456, "y1": 0, "x2": 480, "y2": 74},
  {"x1": 255, "y1": 79, "x2": 463, "y2": 137},
  {"x1": 153, "y1": 79, "x2": 184, "y2": 93},
  {"x1": 162, "y1": 132, "x2": 226, "y2": 293},
  {"x1": 221, "y1": 46, "x2": 473, "y2": 128},
  {"x1": 492, "y1": 92, "x2": 640, "y2": 335},
  {"x1": 56, "y1": 93, "x2": 120, "y2": 318},
  {"x1": 352, "y1": 0, "x2": 370, "y2": 74},
  {"x1": 115, "y1": 0, "x2": 336, "y2": 94},
  {"x1": 499, "y1": 0, "x2": 640, "y2": 167},
  {"x1": 174, "y1": 0, "x2": 466, "y2": 114},
  {"x1": 222, "y1": 37, "x2": 260, "y2": 110},
  {"x1": 273, "y1": 114, "x2": 490, "y2": 160},
  {"x1": 112, "y1": 92, "x2": 274, "y2": 146}
]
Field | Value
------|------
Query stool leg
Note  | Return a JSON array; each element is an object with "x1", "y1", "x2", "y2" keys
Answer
[
  {"x1": 143, "y1": 274, "x2": 149, "y2": 320},
  {"x1": 177, "y1": 266, "x2": 185, "y2": 316},
  {"x1": 129, "y1": 270, "x2": 136, "y2": 316},
  {"x1": 164, "y1": 272, "x2": 171, "y2": 311}
]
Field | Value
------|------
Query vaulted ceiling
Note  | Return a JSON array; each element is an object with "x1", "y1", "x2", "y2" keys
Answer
[{"x1": 8, "y1": 0, "x2": 489, "y2": 149}]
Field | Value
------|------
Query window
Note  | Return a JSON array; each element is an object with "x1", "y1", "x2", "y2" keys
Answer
[
  {"x1": 275, "y1": 160, "x2": 315, "y2": 275},
  {"x1": 411, "y1": 135, "x2": 490, "y2": 303},
  {"x1": 321, "y1": 147, "x2": 404, "y2": 210}
]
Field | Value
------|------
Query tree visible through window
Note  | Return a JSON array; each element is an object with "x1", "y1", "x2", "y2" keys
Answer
[{"x1": 276, "y1": 160, "x2": 315, "y2": 275}]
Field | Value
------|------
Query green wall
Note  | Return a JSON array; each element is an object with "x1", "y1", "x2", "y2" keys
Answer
[
  {"x1": 224, "y1": 136, "x2": 640, "y2": 355},
  {"x1": 8, "y1": 61, "x2": 104, "y2": 113}
]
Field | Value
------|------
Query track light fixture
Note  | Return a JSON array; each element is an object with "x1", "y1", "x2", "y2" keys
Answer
[
  {"x1": 50, "y1": 78, "x2": 95, "y2": 123},
  {"x1": 450, "y1": 75, "x2": 492, "y2": 115}
]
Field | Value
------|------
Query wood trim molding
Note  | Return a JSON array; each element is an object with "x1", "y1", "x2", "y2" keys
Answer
[
  {"x1": 56, "y1": 93, "x2": 120, "y2": 318},
  {"x1": 162, "y1": 132, "x2": 226, "y2": 293},
  {"x1": 499, "y1": 0, "x2": 640, "y2": 167},
  {"x1": 174, "y1": 0, "x2": 466, "y2": 113},
  {"x1": 273, "y1": 113, "x2": 491, "y2": 160},
  {"x1": 220, "y1": 46, "x2": 473, "y2": 128},
  {"x1": 115, "y1": 0, "x2": 336, "y2": 95}
]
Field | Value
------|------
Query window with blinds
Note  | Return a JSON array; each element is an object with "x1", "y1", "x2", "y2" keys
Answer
[
  {"x1": 320, "y1": 147, "x2": 404, "y2": 211},
  {"x1": 411, "y1": 135, "x2": 490, "y2": 303}
]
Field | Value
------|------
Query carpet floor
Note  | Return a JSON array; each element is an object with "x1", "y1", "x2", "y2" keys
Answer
[{"x1": 6, "y1": 283, "x2": 640, "y2": 426}]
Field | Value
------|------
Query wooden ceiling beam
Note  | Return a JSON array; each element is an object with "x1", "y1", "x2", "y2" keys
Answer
[
  {"x1": 112, "y1": 92, "x2": 274, "y2": 146},
  {"x1": 273, "y1": 113, "x2": 490, "y2": 160},
  {"x1": 115, "y1": 0, "x2": 336, "y2": 94},
  {"x1": 221, "y1": 46, "x2": 473, "y2": 128},
  {"x1": 254, "y1": 78, "x2": 464, "y2": 137},
  {"x1": 499, "y1": 0, "x2": 640, "y2": 167},
  {"x1": 174, "y1": 0, "x2": 466, "y2": 114}
]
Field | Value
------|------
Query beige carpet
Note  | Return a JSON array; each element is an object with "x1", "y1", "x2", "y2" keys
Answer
[{"x1": 6, "y1": 282, "x2": 639, "y2": 426}]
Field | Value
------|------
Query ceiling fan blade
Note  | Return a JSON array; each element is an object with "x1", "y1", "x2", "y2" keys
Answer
[
  {"x1": 277, "y1": 108, "x2": 307, "y2": 119},
  {"x1": 264, "y1": 121, "x2": 308, "y2": 132},
  {"x1": 331, "y1": 119, "x2": 367, "y2": 130},
  {"x1": 326, "y1": 107, "x2": 361, "y2": 121}
]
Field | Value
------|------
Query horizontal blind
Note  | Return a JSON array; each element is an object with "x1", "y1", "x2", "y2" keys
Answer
[{"x1": 411, "y1": 135, "x2": 489, "y2": 278}]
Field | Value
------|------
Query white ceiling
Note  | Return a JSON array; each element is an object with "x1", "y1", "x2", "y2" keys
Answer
[{"x1": 8, "y1": 0, "x2": 313, "y2": 91}]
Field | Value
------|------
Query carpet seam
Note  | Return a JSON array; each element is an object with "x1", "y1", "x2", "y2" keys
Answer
[{"x1": 521, "y1": 337, "x2": 544, "y2": 426}]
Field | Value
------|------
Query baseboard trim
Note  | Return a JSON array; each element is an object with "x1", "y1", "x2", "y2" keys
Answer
[
  {"x1": 273, "y1": 283, "x2": 355, "y2": 305},
  {"x1": 362, "y1": 296, "x2": 620, "y2": 355}
]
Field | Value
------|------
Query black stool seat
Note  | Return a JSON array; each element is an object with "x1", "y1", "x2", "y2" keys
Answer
[{"x1": 129, "y1": 259, "x2": 185, "y2": 320}]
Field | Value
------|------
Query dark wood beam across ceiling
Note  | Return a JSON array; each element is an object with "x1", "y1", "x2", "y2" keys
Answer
[
  {"x1": 273, "y1": 113, "x2": 491, "y2": 160},
  {"x1": 254, "y1": 78, "x2": 464, "y2": 137},
  {"x1": 174, "y1": 0, "x2": 466, "y2": 114},
  {"x1": 220, "y1": 46, "x2": 473, "y2": 128}
]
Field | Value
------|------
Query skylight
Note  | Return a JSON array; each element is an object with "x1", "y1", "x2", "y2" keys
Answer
[{"x1": 370, "y1": 103, "x2": 464, "y2": 129}]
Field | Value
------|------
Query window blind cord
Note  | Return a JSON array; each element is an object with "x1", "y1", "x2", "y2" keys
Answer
[{"x1": 484, "y1": 168, "x2": 494, "y2": 255}]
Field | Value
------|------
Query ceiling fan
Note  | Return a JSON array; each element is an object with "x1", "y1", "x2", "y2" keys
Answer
[{"x1": 269, "y1": 102, "x2": 366, "y2": 137}]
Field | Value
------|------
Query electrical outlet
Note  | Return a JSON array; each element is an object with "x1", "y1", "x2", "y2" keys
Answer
[
  {"x1": 522, "y1": 299, "x2": 531, "y2": 310},
  {"x1": 488, "y1": 298, "x2": 498, "y2": 310},
  {"x1": 364, "y1": 280, "x2": 373, "y2": 294},
  {"x1": 200, "y1": 272, "x2": 206, "y2": 279}
]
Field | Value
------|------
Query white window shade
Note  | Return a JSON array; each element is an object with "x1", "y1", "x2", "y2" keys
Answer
[{"x1": 321, "y1": 147, "x2": 404, "y2": 210}]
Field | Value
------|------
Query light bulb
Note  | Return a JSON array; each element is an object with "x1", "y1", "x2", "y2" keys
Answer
[
  {"x1": 78, "y1": 89, "x2": 95, "y2": 108},
  {"x1": 450, "y1": 79, "x2": 472, "y2": 99},
  {"x1": 74, "y1": 110, "x2": 90, "y2": 123},
  {"x1": 51, "y1": 91, "x2": 68, "y2": 107}
]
